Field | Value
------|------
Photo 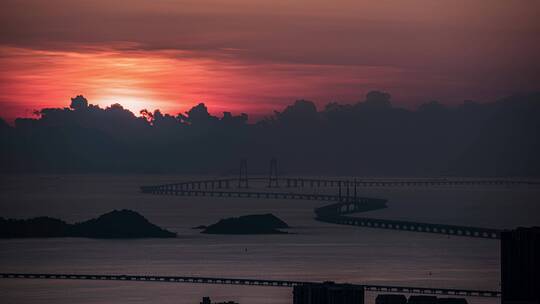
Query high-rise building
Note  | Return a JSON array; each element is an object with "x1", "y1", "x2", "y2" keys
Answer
[
  {"x1": 501, "y1": 227, "x2": 540, "y2": 304},
  {"x1": 293, "y1": 281, "x2": 364, "y2": 304}
]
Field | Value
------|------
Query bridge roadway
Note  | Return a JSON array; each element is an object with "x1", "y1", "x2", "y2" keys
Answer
[
  {"x1": 145, "y1": 177, "x2": 539, "y2": 192},
  {"x1": 0, "y1": 273, "x2": 501, "y2": 298},
  {"x1": 140, "y1": 186, "x2": 502, "y2": 239},
  {"x1": 315, "y1": 201, "x2": 502, "y2": 239},
  {"x1": 140, "y1": 187, "x2": 373, "y2": 203}
]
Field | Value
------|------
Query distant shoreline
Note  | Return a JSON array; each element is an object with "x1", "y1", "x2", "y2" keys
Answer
[{"x1": 0, "y1": 209, "x2": 176, "y2": 239}]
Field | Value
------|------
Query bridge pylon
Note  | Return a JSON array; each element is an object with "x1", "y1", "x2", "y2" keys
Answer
[
  {"x1": 238, "y1": 159, "x2": 249, "y2": 188},
  {"x1": 268, "y1": 158, "x2": 279, "y2": 188}
]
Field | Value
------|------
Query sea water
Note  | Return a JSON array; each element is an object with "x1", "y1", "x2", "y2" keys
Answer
[{"x1": 1, "y1": 174, "x2": 539, "y2": 304}]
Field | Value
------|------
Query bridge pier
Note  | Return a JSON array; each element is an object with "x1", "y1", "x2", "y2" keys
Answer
[
  {"x1": 354, "y1": 178, "x2": 357, "y2": 201},
  {"x1": 238, "y1": 159, "x2": 249, "y2": 188},
  {"x1": 268, "y1": 158, "x2": 279, "y2": 188}
]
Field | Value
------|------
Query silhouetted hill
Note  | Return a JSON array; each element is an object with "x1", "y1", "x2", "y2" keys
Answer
[
  {"x1": 1, "y1": 92, "x2": 539, "y2": 176},
  {"x1": 70, "y1": 210, "x2": 176, "y2": 238},
  {"x1": 202, "y1": 214, "x2": 289, "y2": 234},
  {"x1": 0, "y1": 210, "x2": 176, "y2": 238},
  {"x1": 0, "y1": 217, "x2": 69, "y2": 238}
]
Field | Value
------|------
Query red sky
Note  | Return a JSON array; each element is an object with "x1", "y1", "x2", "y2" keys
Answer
[{"x1": 1, "y1": 0, "x2": 539, "y2": 121}]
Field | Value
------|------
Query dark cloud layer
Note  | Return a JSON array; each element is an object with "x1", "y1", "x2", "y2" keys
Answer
[
  {"x1": 3, "y1": 0, "x2": 539, "y2": 67},
  {"x1": 1, "y1": 92, "x2": 539, "y2": 176}
]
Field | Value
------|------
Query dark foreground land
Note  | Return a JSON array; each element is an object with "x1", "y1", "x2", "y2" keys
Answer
[
  {"x1": 0, "y1": 209, "x2": 176, "y2": 238},
  {"x1": 200, "y1": 213, "x2": 289, "y2": 234}
]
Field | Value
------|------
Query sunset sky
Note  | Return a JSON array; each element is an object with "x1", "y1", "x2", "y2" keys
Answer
[{"x1": 1, "y1": 0, "x2": 539, "y2": 121}]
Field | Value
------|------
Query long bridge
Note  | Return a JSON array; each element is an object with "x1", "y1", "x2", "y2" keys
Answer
[
  {"x1": 140, "y1": 187, "x2": 369, "y2": 203},
  {"x1": 314, "y1": 200, "x2": 502, "y2": 239},
  {"x1": 140, "y1": 158, "x2": 535, "y2": 241},
  {"x1": 0, "y1": 273, "x2": 501, "y2": 298},
  {"x1": 140, "y1": 181, "x2": 504, "y2": 239},
  {"x1": 141, "y1": 176, "x2": 539, "y2": 192}
]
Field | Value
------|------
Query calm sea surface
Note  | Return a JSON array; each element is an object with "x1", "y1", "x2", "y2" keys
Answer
[{"x1": 1, "y1": 175, "x2": 539, "y2": 304}]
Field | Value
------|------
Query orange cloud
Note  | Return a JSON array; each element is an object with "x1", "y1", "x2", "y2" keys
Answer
[
  {"x1": 0, "y1": 45, "x2": 411, "y2": 121},
  {"x1": 1, "y1": 0, "x2": 538, "y2": 124}
]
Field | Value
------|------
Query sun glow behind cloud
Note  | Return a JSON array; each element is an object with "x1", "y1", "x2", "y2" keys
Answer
[
  {"x1": 0, "y1": 44, "x2": 412, "y2": 122},
  {"x1": 0, "y1": 46, "x2": 206, "y2": 117},
  {"x1": 1, "y1": 0, "x2": 538, "y2": 123}
]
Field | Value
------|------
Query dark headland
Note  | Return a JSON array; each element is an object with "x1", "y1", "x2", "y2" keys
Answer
[
  {"x1": 0, "y1": 209, "x2": 176, "y2": 238},
  {"x1": 200, "y1": 213, "x2": 289, "y2": 234}
]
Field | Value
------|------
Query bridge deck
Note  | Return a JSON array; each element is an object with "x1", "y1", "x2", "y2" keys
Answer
[
  {"x1": 147, "y1": 177, "x2": 539, "y2": 191},
  {"x1": 0, "y1": 273, "x2": 500, "y2": 298},
  {"x1": 140, "y1": 187, "x2": 371, "y2": 203},
  {"x1": 315, "y1": 201, "x2": 502, "y2": 239}
]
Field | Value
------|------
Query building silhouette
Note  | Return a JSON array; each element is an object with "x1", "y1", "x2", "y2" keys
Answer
[
  {"x1": 376, "y1": 294, "x2": 407, "y2": 304},
  {"x1": 501, "y1": 227, "x2": 540, "y2": 304},
  {"x1": 200, "y1": 297, "x2": 238, "y2": 304},
  {"x1": 293, "y1": 282, "x2": 364, "y2": 304},
  {"x1": 436, "y1": 298, "x2": 468, "y2": 304},
  {"x1": 407, "y1": 296, "x2": 438, "y2": 304},
  {"x1": 375, "y1": 295, "x2": 468, "y2": 304}
]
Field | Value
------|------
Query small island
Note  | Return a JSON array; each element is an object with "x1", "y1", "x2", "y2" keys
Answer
[
  {"x1": 0, "y1": 209, "x2": 176, "y2": 238},
  {"x1": 201, "y1": 213, "x2": 289, "y2": 234}
]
